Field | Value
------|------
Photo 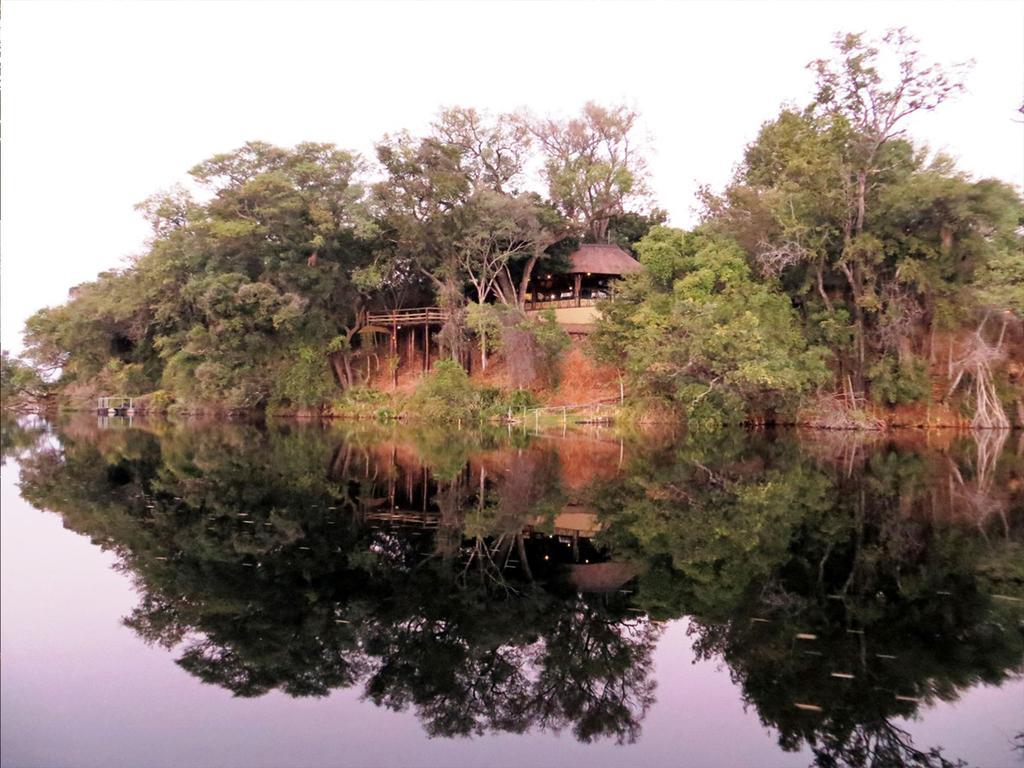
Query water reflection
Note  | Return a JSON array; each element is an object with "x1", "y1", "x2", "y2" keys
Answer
[{"x1": 10, "y1": 416, "x2": 1024, "y2": 764}]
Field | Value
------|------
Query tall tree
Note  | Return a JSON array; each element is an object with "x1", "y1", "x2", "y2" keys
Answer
[
  {"x1": 808, "y1": 28, "x2": 971, "y2": 386},
  {"x1": 523, "y1": 102, "x2": 649, "y2": 243}
]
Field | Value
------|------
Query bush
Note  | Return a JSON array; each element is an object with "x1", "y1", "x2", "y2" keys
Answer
[
  {"x1": 868, "y1": 355, "x2": 930, "y2": 405},
  {"x1": 134, "y1": 389, "x2": 174, "y2": 413},
  {"x1": 271, "y1": 346, "x2": 335, "y2": 409},
  {"x1": 405, "y1": 360, "x2": 483, "y2": 423},
  {"x1": 404, "y1": 361, "x2": 539, "y2": 423},
  {"x1": 507, "y1": 388, "x2": 539, "y2": 410},
  {"x1": 529, "y1": 310, "x2": 571, "y2": 384},
  {"x1": 329, "y1": 387, "x2": 397, "y2": 420}
]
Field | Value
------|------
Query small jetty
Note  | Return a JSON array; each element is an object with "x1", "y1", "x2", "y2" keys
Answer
[{"x1": 96, "y1": 396, "x2": 135, "y2": 416}]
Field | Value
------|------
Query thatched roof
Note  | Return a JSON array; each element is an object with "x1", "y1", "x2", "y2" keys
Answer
[
  {"x1": 568, "y1": 244, "x2": 643, "y2": 276},
  {"x1": 566, "y1": 562, "x2": 641, "y2": 593}
]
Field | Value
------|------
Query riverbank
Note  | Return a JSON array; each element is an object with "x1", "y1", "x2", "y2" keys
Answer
[{"x1": 14, "y1": 338, "x2": 1024, "y2": 430}]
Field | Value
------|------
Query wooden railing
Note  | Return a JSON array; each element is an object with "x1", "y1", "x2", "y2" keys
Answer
[
  {"x1": 366, "y1": 307, "x2": 449, "y2": 326},
  {"x1": 526, "y1": 297, "x2": 599, "y2": 311}
]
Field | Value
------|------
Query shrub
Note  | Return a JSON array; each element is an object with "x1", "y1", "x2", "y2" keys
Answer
[
  {"x1": 405, "y1": 360, "x2": 482, "y2": 423},
  {"x1": 868, "y1": 355, "x2": 930, "y2": 405},
  {"x1": 271, "y1": 346, "x2": 335, "y2": 409},
  {"x1": 404, "y1": 362, "x2": 540, "y2": 423},
  {"x1": 330, "y1": 387, "x2": 396, "y2": 420}
]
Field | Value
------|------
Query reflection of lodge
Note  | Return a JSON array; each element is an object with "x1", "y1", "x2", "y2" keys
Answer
[
  {"x1": 362, "y1": 503, "x2": 600, "y2": 538},
  {"x1": 348, "y1": 436, "x2": 634, "y2": 590}
]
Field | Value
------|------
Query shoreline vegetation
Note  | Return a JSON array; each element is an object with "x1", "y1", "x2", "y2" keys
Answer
[{"x1": 2, "y1": 29, "x2": 1022, "y2": 431}]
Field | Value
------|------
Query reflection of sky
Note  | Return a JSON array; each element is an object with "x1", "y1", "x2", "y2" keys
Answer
[{"x1": 1, "y1": 463, "x2": 1020, "y2": 768}]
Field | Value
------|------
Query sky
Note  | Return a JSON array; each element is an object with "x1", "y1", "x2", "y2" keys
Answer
[{"x1": 2, "y1": 0, "x2": 1021, "y2": 353}]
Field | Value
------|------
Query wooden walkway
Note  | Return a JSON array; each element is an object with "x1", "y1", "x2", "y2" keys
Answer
[
  {"x1": 367, "y1": 299, "x2": 597, "y2": 324},
  {"x1": 366, "y1": 307, "x2": 449, "y2": 326}
]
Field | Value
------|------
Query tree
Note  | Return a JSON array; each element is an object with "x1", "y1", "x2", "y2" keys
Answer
[
  {"x1": 522, "y1": 102, "x2": 649, "y2": 243},
  {"x1": 591, "y1": 227, "x2": 830, "y2": 425},
  {"x1": 432, "y1": 107, "x2": 531, "y2": 195},
  {"x1": 701, "y1": 31, "x2": 1019, "y2": 413},
  {"x1": 808, "y1": 29, "x2": 971, "y2": 386},
  {"x1": 0, "y1": 351, "x2": 47, "y2": 410},
  {"x1": 25, "y1": 141, "x2": 377, "y2": 410}
]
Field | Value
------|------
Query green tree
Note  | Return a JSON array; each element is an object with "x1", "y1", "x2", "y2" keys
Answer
[
  {"x1": 522, "y1": 102, "x2": 649, "y2": 243},
  {"x1": 592, "y1": 227, "x2": 830, "y2": 425},
  {"x1": 1, "y1": 350, "x2": 47, "y2": 410},
  {"x1": 24, "y1": 141, "x2": 377, "y2": 410}
]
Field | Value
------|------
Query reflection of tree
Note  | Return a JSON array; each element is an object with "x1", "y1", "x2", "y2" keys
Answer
[
  {"x1": 13, "y1": 420, "x2": 1024, "y2": 758},
  {"x1": 531, "y1": 601, "x2": 658, "y2": 744},
  {"x1": 1, "y1": 412, "x2": 48, "y2": 465},
  {"x1": 593, "y1": 429, "x2": 1024, "y2": 767},
  {"x1": 16, "y1": 419, "x2": 655, "y2": 743}
]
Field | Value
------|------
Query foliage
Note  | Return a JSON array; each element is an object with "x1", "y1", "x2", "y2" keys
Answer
[
  {"x1": 867, "y1": 354, "x2": 930, "y2": 405},
  {"x1": 26, "y1": 142, "x2": 375, "y2": 412},
  {"x1": 271, "y1": 345, "x2": 337, "y2": 411},
  {"x1": 17, "y1": 43, "x2": 1023, "y2": 416},
  {"x1": 700, "y1": 29, "x2": 1022, "y2": 404},
  {"x1": 11, "y1": 418, "x2": 1023, "y2": 761},
  {"x1": 1, "y1": 350, "x2": 47, "y2": 409},
  {"x1": 592, "y1": 227, "x2": 830, "y2": 425},
  {"x1": 404, "y1": 360, "x2": 488, "y2": 423},
  {"x1": 521, "y1": 102, "x2": 649, "y2": 243}
]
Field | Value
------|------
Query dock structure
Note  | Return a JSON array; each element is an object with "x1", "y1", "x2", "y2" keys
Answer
[
  {"x1": 365, "y1": 307, "x2": 449, "y2": 327},
  {"x1": 97, "y1": 396, "x2": 135, "y2": 416},
  {"x1": 365, "y1": 307, "x2": 450, "y2": 383}
]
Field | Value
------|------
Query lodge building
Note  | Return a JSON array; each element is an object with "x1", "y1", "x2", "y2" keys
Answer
[
  {"x1": 524, "y1": 243, "x2": 642, "y2": 331},
  {"x1": 363, "y1": 243, "x2": 642, "y2": 379}
]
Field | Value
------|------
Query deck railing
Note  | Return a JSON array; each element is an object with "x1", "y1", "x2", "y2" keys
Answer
[
  {"x1": 367, "y1": 298, "x2": 605, "y2": 325},
  {"x1": 365, "y1": 307, "x2": 450, "y2": 326},
  {"x1": 527, "y1": 297, "x2": 599, "y2": 311}
]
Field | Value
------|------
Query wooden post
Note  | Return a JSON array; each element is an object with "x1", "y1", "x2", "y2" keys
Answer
[
  {"x1": 391, "y1": 319, "x2": 399, "y2": 388},
  {"x1": 423, "y1": 324, "x2": 429, "y2": 373},
  {"x1": 574, "y1": 273, "x2": 582, "y2": 308}
]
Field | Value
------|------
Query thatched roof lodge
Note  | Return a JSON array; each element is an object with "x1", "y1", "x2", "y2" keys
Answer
[
  {"x1": 565, "y1": 243, "x2": 643, "y2": 277},
  {"x1": 527, "y1": 243, "x2": 642, "y2": 330}
]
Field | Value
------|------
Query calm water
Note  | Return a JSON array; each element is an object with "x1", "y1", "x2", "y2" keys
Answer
[{"x1": 1, "y1": 416, "x2": 1021, "y2": 768}]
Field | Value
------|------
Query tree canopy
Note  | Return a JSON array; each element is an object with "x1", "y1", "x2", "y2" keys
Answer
[{"x1": 11, "y1": 28, "x2": 1023, "y2": 424}]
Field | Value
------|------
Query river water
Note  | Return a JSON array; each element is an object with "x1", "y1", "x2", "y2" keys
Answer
[{"x1": 1, "y1": 416, "x2": 1021, "y2": 767}]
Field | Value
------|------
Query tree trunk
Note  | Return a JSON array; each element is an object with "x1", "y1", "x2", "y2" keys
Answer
[
  {"x1": 840, "y1": 261, "x2": 866, "y2": 392},
  {"x1": 855, "y1": 170, "x2": 868, "y2": 235},
  {"x1": 815, "y1": 261, "x2": 834, "y2": 313},
  {"x1": 343, "y1": 355, "x2": 354, "y2": 389},
  {"x1": 329, "y1": 352, "x2": 349, "y2": 389}
]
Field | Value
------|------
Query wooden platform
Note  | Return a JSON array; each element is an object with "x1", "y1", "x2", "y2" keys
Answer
[{"x1": 366, "y1": 307, "x2": 449, "y2": 326}]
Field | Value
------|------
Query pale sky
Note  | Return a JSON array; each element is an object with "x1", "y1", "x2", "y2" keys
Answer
[{"x1": 2, "y1": 0, "x2": 1021, "y2": 353}]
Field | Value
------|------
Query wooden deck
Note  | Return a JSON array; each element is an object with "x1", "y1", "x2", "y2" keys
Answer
[
  {"x1": 366, "y1": 307, "x2": 449, "y2": 326},
  {"x1": 367, "y1": 299, "x2": 599, "y2": 326},
  {"x1": 527, "y1": 297, "x2": 599, "y2": 310}
]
